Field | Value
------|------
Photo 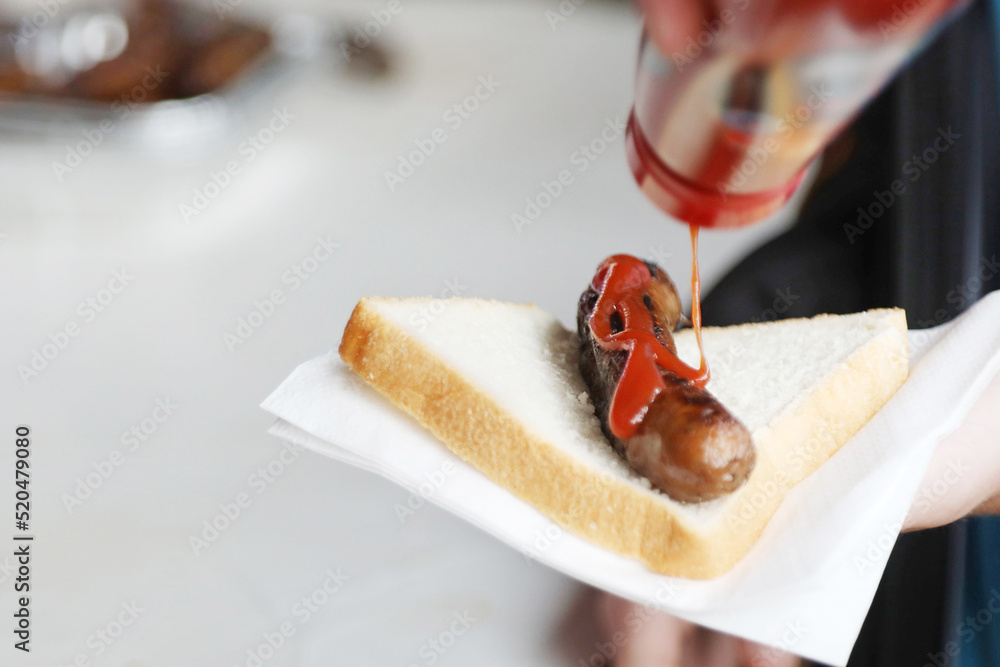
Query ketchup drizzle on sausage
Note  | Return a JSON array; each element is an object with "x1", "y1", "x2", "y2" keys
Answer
[
  {"x1": 588, "y1": 231, "x2": 709, "y2": 440},
  {"x1": 689, "y1": 225, "x2": 710, "y2": 382}
]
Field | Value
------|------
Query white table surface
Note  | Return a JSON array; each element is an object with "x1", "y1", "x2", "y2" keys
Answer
[{"x1": 0, "y1": 1, "x2": 802, "y2": 664}]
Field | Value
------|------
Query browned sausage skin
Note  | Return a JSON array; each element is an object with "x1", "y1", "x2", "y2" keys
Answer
[{"x1": 577, "y1": 256, "x2": 755, "y2": 503}]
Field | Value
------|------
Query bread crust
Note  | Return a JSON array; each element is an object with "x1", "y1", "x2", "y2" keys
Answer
[{"x1": 339, "y1": 297, "x2": 908, "y2": 579}]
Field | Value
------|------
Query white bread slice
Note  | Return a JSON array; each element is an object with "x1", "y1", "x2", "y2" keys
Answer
[{"x1": 339, "y1": 297, "x2": 908, "y2": 578}]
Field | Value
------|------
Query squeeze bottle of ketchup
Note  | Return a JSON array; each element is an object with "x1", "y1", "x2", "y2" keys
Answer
[{"x1": 628, "y1": 0, "x2": 971, "y2": 228}]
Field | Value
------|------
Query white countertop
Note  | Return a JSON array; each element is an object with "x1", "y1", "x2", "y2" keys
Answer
[{"x1": 0, "y1": 1, "x2": 800, "y2": 664}]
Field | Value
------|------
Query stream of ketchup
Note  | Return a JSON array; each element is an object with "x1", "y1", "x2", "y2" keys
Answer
[{"x1": 589, "y1": 228, "x2": 709, "y2": 439}]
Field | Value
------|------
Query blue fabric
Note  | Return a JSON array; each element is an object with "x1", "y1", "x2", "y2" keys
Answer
[
  {"x1": 994, "y1": 0, "x2": 1000, "y2": 73},
  {"x1": 958, "y1": 516, "x2": 1000, "y2": 667},
  {"x1": 959, "y1": 6, "x2": 1000, "y2": 664}
]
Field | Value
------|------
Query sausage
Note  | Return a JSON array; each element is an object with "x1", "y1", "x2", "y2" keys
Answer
[
  {"x1": 178, "y1": 27, "x2": 272, "y2": 97},
  {"x1": 577, "y1": 256, "x2": 755, "y2": 503}
]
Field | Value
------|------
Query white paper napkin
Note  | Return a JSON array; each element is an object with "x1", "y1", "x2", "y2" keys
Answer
[{"x1": 261, "y1": 292, "x2": 1000, "y2": 666}]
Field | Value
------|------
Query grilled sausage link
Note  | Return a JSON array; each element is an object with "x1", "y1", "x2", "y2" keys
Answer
[{"x1": 577, "y1": 259, "x2": 755, "y2": 503}]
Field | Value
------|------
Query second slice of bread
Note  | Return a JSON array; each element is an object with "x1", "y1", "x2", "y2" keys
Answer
[{"x1": 339, "y1": 297, "x2": 908, "y2": 578}]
